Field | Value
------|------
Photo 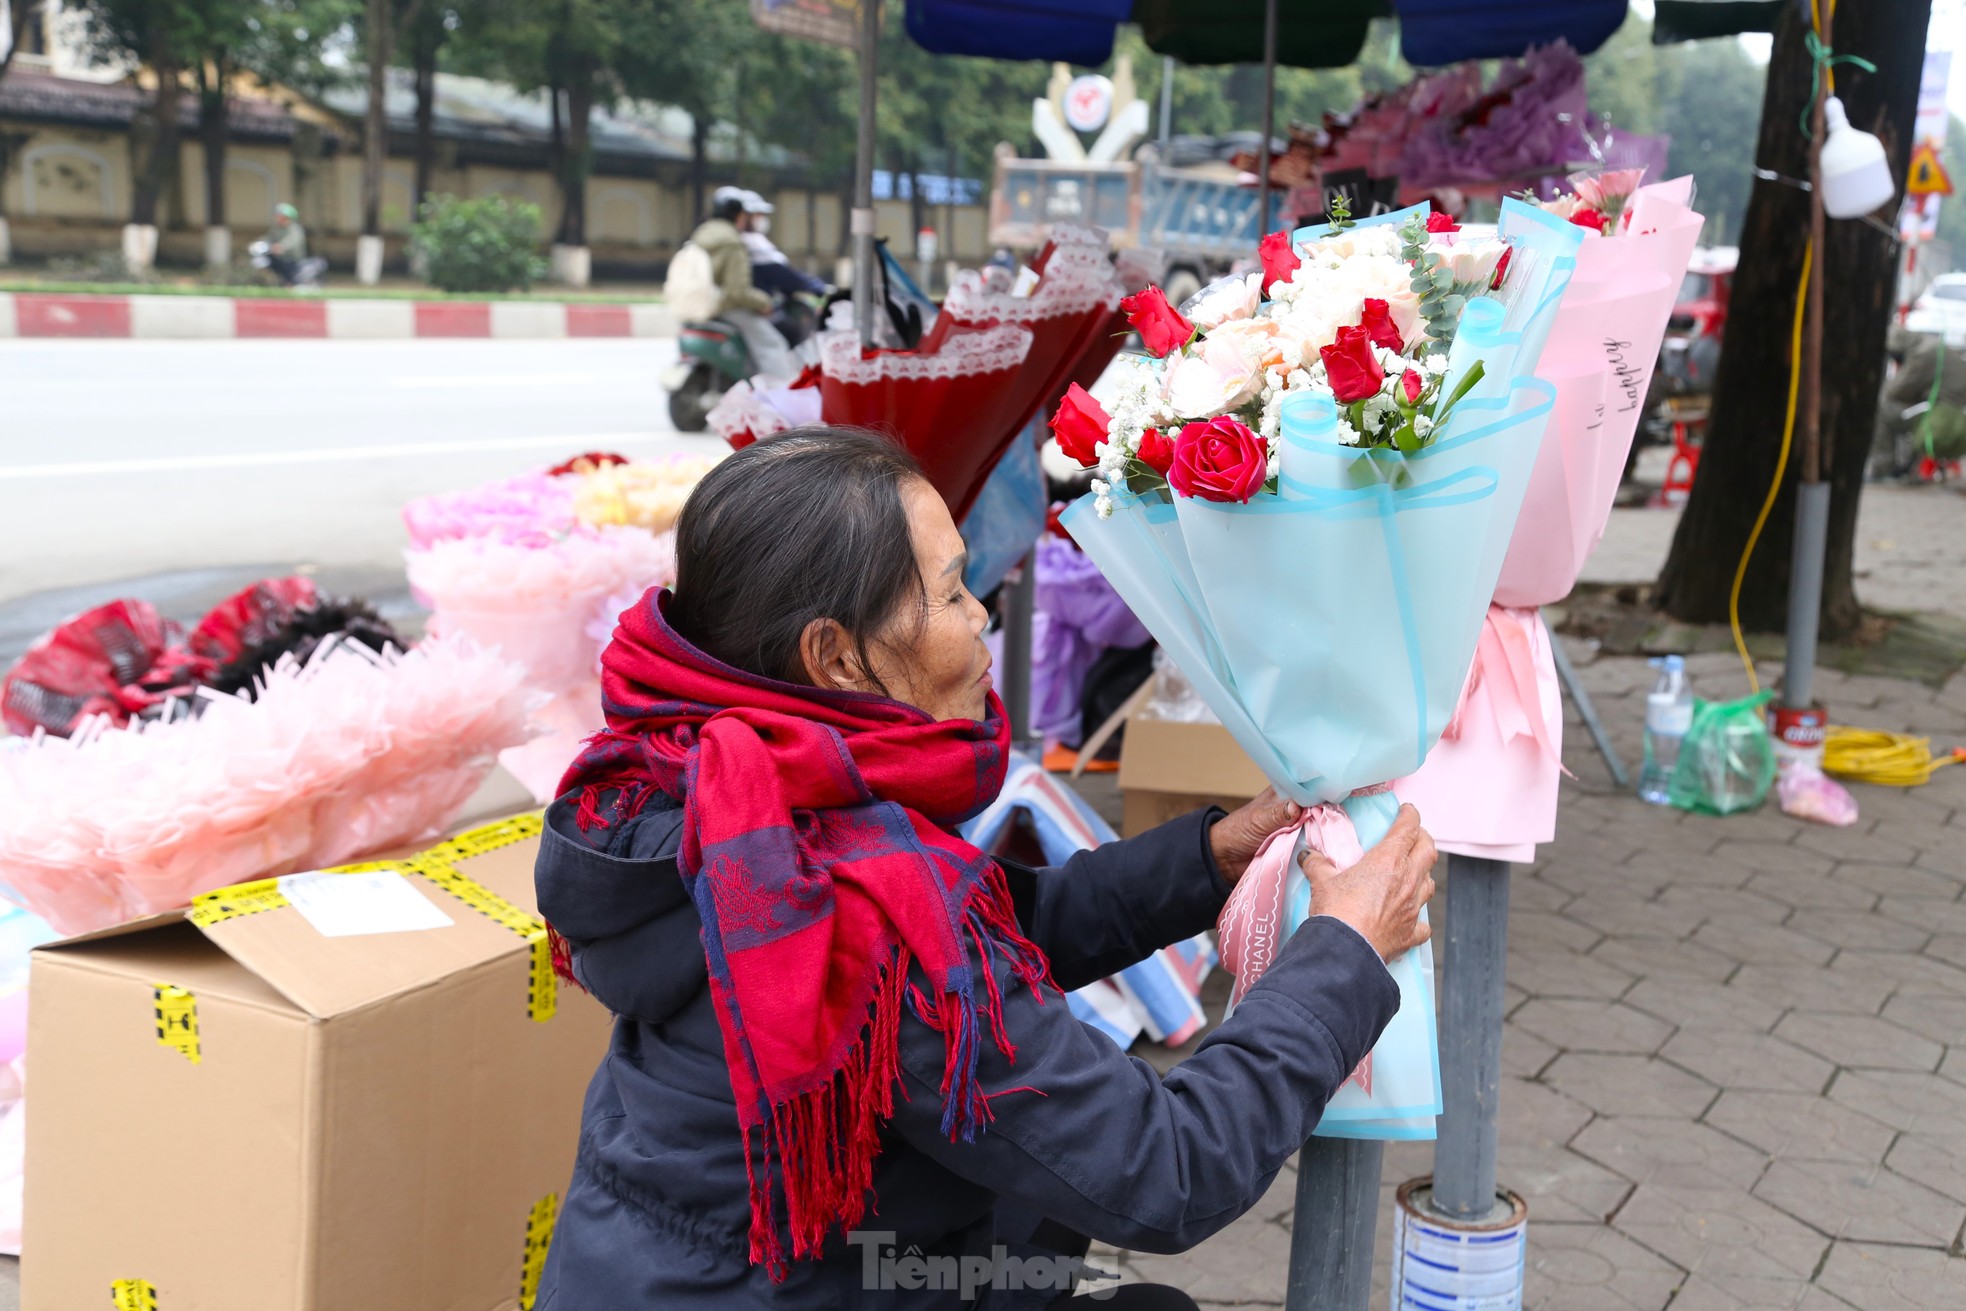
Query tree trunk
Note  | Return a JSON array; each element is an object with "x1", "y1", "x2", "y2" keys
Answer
[
  {"x1": 200, "y1": 63, "x2": 229, "y2": 233},
  {"x1": 689, "y1": 115, "x2": 709, "y2": 222},
  {"x1": 411, "y1": 25, "x2": 439, "y2": 216},
  {"x1": 837, "y1": 178, "x2": 852, "y2": 258},
  {"x1": 361, "y1": 0, "x2": 394, "y2": 238},
  {"x1": 1653, "y1": 0, "x2": 1928, "y2": 639},
  {"x1": 131, "y1": 45, "x2": 182, "y2": 226},
  {"x1": 558, "y1": 74, "x2": 591, "y2": 246}
]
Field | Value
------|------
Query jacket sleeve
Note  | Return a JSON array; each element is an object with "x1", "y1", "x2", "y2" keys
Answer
[
  {"x1": 1002, "y1": 808, "x2": 1230, "y2": 992},
  {"x1": 716, "y1": 243, "x2": 773, "y2": 314},
  {"x1": 887, "y1": 914, "x2": 1400, "y2": 1254}
]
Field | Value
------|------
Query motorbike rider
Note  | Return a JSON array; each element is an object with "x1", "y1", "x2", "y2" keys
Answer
[
  {"x1": 682, "y1": 187, "x2": 796, "y2": 383},
  {"x1": 263, "y1": 203, "x2": 308, "y2": 286},
  {"x1": 736, "y1": 190, "x2": 829, "y2": 300}
]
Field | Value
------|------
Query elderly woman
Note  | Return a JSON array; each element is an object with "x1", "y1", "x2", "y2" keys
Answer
[{"x1": 535, "y1": 428, "x2": 1436, "y2": 1309}]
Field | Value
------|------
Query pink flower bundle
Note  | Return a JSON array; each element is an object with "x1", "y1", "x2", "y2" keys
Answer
[
  {"x1": 402, "y1": 472, "x2": 576, "y2": 549},
  {"x1": 0, "y1": 635, "x2": 534, "y2": 936}
]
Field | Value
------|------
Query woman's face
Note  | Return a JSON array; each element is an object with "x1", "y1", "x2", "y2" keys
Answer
[{"x1": 869, "y1": 478, "x2": 993, "y2": 723}]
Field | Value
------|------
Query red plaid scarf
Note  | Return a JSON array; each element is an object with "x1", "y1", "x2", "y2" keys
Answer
[{"x1": 556, "y1": 591, "x2": 1053, "y2": 1276}]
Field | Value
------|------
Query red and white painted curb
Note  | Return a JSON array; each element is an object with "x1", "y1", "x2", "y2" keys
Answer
[{"x1": 0, "y1": 291, "x2": 676, "y2": 340}]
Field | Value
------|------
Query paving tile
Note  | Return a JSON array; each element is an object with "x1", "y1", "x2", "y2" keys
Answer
[
  {"x1": 1125, "y1": 1207, "x2": 1289, "y2": 1304},
  {"x1": 1661, "y1": 1030, "x2": 1834, "y2": 1095},
  {"x1": 1654, "y1": 886, "x2": 1793, "y2": 929},
  {"x1": 1506, "y1": 947, "x2": 1637, "y2": 1001},
  {"x1": 1883, "y1": 1129, "x2": 1966, "y2": 1205},
  {"x1": 1506, "y1": 909, "x2": 1606, "y2": 954},
  {"x1": 1497, "y1": 1141, "x2": 1635, "y2": 1223},
  {"x1": 1909, "y1": 841, "x2": 1966, "y2": 881},
  {"x1": 1825, "y1": 1068, "x2": 1966, "y2": 1135},
  {"x1": 1831, "y1": 861, "x2": 1966, "y2": 900},
  {"x1": 1785, "y1": 907, "x2": 1931, "y2": 953},
  {"x1": 1570, "y1": 1116, "x2": 1770, "y2": 1192},
  {"x1": 1815, "y1": 1242, "x2": 1966, "y2": 1310},
  {"x1": 1664, "y1": 1274, "x2": 1818, "y2": 1310},
  {"x1": 1623, "y1": 848, "x2": 1752, "y2": 890},
  {"x1": 1924, "y1": 933, "x2": 1966, "y2": 972},
  {"x1": 1503, "y1": 1026, "x2": 1562, "y2": 1079},
  {"x1": 1511, "y1": 999, "x2": 1675, "y2": 1055},
  {"x1": 1543, "y1": 1053, "x2": 1718, "y2": 1119},
  {"x1": 1941, "y1": 1044, "x2": 1965, "y2": 1085},
  {"x1": 1610, "y1": 1184, "x2": 1829, "y2": 1282},
  {"x1": 1622, "y1": 978, "x2": 1784, "y2": 1034},
  {"x1": 1561, "y1": 890, "x2": 1706, "y2": 940},
  {"x1": 1728, "y1": 965, "x2": 1891, "y2": 1017},
  {"x1": 1752, "y1": 1157, "x2": 1966, "y2": 1247},
  {"x1": 1498, "y1": 1076, "x2": 1596, "y2": 1147},
  {"x1": 1591, "y1": 935, "x2": 1741, "y2": 983},
  {"x1": 1521, "y1": 1220, "x2": 1684, "y2": 1311},
  {"x1": 1710, "y1": 842, "x2": 1835, "y2": 878},
  {"x1": 1511, "y1": 874, "x2": 1578, "y2": 915},
  {"x1": 1773, "y1": 1010, "x2": 1945, "y2": 1073},
  {"x1": 1876, "y1": 895, "x2": 1966, "y2": 936},
  {"x1": 1742, "y1": 872, "x2": 1879, "y2": 912},
  {"x1": 1689, "y1": 921, "x2": 1837, "y2": 969},
  {"x1": 1830, "y1": 947, "x2": 1966, "y2": 995},
  {"x1": 1792, "y1": 825, "x2": 1920, "y2": 866},
  {"x1": 1877, "y1": 991, "x2": 1966, "y2": 1046},
  {"x1": 1703, "y1": 1091, "x2": 1897, "y2": 1165}
]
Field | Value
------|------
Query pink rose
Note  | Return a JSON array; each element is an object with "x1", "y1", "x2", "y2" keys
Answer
[
  {"x1": 1168, "y1": 417, "x2": 1269, "y2": 503},
  {"x1": 1120, "y1": 286, "x2": 1194, "y2": 358},
  {"x1": 1050, "y1": 383, "x2": 1110, "y2": 468}
]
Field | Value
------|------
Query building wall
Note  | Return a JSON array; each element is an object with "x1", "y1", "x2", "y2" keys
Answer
[{"x1": 4, "y1": 125, "x2": 128, "y2": 221}]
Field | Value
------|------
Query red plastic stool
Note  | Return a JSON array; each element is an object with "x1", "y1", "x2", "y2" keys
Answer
[{"x1": 1660, "y1": 412, "x2": 1705, "y2": 505}]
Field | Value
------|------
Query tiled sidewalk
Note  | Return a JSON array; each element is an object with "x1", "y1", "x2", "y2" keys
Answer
[{"x1": 1088, "y1": 647, "x2": 1966, "y2": 1310}]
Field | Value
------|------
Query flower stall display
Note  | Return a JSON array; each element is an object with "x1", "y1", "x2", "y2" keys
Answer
[
  {"x1": 565, "y1": 453, "x2": 724, "y2": 536},
  {"x1": 402, "y1": 472, "x2": 577, "y2": 549},
  {"x1": 1055, "y1": 199, "x2": 1585, "y2": 1140},
  {"x1": 0, "y1": 635, "x2": 533, "y2": 937}
]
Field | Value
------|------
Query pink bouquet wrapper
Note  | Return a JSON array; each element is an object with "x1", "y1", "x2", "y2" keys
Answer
[
  {"x1": 402, "y1": 472, "x2": 576, "y2": 549},
  {"x1": 1492, "y1": 180, "x2": 1704, "y2": 608},
  {"x1": 1395, "y1": 606, "x2": 1564, "y2": 863},
  {"x1": 0, "y1": 636, "x2": 535, "y2": 936}
]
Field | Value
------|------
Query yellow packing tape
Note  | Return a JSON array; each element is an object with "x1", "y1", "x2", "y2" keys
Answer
[
  {"x1": 519, "y1": 1192, "x2": 559, "y2": 1310},
  {"x1": 111, "y1": 1277, "x2": 158, "y2": 1310},
  {"x1": 152, "y1": 985, "x2": 200, "y2": 1065},
  {"x1": 182, "y1": 814, "x2": 556, "y2": 1021}
]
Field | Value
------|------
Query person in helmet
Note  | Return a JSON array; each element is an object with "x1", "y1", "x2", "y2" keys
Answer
[
  {"x1": 263, "y1": 203, "x2": 308, "y2": 286},
  {"x1": 736, "y1": 190, "x2": 829, "y2": 300},
  {"x1": 678, "y1": 186, "x2": 795, "y2": 382}
]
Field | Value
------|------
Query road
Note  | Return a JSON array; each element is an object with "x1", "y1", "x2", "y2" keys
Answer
[{"x1": 0, "y1": 336, "x2": 724, "y2": 663}]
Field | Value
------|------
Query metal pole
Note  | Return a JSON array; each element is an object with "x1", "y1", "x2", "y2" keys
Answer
[
  {"x1": 1257, "y1": 0, "x2": 1278, "y2": 237},
  {"x1": 1429, "y1": 855, "x2": 1513, "y2": 1222},
  {"x1": 852, "y1": 0, "x2": 881, "y2": 351},
  {"x1": 1286, "y1": 1137, "x2": 1383, "y2": 1311},
  {"x1": 1159, "y1": 57, "x2": 1174, "y2": 148},
  {"x1": 1785, "y1": 6, "x2": 1831, "y2": 711},
  {"x1": 1001, "y1": 550, "x2": 1038, "y2": 753},
  {"x1": 1545, "y1": 612, "x2": 1629, "y2": 790}
]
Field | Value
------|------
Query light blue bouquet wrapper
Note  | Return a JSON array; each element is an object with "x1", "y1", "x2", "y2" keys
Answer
[{"x1": 1061, "y1": 200, "x2": 1580, "y2": 1139}]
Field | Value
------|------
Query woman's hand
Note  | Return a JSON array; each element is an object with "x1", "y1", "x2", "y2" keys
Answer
[
  {"x1": 1299, "y1": 804, "x2": 1437, "y2": 962},
  {"x1": 1208, "y1": 788, "x2": 1303, "y2": 886}
]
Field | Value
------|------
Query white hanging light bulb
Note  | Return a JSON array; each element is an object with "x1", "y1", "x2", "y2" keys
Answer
[{"x1": 1818, "y1": 95, "x2": 1896, "y2": 219}]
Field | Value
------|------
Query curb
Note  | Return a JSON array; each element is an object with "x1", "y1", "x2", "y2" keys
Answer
[{"x1": 0, "y1": 292, "x2": 675, "y2": 340}]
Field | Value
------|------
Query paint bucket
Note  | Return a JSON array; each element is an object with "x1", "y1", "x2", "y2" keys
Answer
[
  {"x1": 1391, "y1": 1179, "x2": 1528, "y2": 1311},
  {"x1": 1771, "y1": 702, "x2": 1828, "y2": 769}
]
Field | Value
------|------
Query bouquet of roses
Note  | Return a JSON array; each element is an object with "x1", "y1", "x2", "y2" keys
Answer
[{"x1": 1055, "y1": 199, "x2": 1584, "y2": 1140}]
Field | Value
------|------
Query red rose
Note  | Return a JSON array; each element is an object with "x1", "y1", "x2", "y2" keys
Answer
[
  {"x1": 1359, "y1": 298, "x2": 1405, "y2": 353},
  {"x1": 1137, "y1": 426, "x2": 1175, "y2": 476},
  {"x1": 1119, "y1": 286, "x2": 1194, "y2": 358},
  {"x1": 1490, "y1": 246, "x2": 1513, "y2": 291},
  {"x1": 1049, "y1": 383, "x2": 1111, "y2": 467},
  {"x1": 1425, "y1": 210, "x2": 1459, "y2": 234},
  {"x1": 1401, "y1": 369, "x2": 1424, "y2": 403},
  {"x1": 1319, "y1": 325, "x2": 1386, "y2": 404},
  {"x1": 1569, "y1": 208, "x2": 1606, "y2": 233},
  {"x1": 1168, "y1": 417, "x2": 1269, "y2": 503},
  {"x1": 1258, "y1": 230, "x2": 1301, "y2": 296}
]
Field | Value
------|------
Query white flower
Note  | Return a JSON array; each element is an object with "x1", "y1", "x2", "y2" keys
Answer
[
  {"x1": 1185, "y1": 273, "x2": 1263, "y2": 330},
  {"x1": 1438, "y1": 240, "x2": 1507, "y2": 291},
  {"x1": 1095, "y1": 494, "x2": 1114, "y2": 519},
  {"x1": 1164, "y1": 335, "x2": 1265, "y2": 420},
  {"x1": 1333, "y1": 414, "x2": 1363, "y2": 447},
  {"x1": 1090, "y1": 478, "x2": 1111, "y2": 496},
  {"x1": 1413, "y1": 414, "x2": 1434, "y2": 439}
]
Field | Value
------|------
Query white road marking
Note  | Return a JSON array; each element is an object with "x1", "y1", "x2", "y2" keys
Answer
[
  {"x1": 387, "y1": 371, "x2": 613, "y2": 389},
  {"x1": 0, "y1": 432, "x2": 680, "y2": 480}
]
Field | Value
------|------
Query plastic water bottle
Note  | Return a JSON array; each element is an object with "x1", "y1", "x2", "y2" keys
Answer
[{"x1": 1639, "y1": 655, "x2": 1693, "y2": 805}]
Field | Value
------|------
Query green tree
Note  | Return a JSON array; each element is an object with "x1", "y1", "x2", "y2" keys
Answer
[
  {"x1": 73, "y1": 0, "x2": 195, "y2": 226},
  {"x1": 1655, "y1": 36, "x2": 1766, "y2": 244}
]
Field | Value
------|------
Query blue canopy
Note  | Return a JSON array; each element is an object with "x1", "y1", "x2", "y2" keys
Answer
[{"x1": 900, "y1": 0, "x2": 1636, "y2": 68}]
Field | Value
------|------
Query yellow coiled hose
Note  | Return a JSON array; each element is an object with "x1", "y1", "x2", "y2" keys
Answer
[{"x1": 1822, "y1": 727, "x2": 1962, "y2": 787}]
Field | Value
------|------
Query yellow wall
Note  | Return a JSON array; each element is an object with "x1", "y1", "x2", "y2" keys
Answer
[{"x1": 5, "y1": 126, "x2": 126, "y2": 220}]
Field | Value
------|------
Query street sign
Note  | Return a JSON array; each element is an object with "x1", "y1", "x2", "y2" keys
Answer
[
  {"x1": 1908, "y1": 141, "x2": 1953, "y2": 198},
  {"x1": 750, "y1": 0, "x2": 864, "y2": 50},
  {"x1": 1064, "y1": 74, "x2": 1114, "y2": 133}
]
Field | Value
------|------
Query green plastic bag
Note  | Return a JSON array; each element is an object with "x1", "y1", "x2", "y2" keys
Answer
[{"x1": 1668, "y1": 691, "x2": 1776, "y2": 815}]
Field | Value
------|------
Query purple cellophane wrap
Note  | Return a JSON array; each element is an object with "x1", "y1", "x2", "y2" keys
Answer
[
  {"x1": 1399, "y1": 41, "x2": 1593, "y2": 191},
  {"x1": 1032, "y1": 538, "x2": 1150, "y2": 748}
]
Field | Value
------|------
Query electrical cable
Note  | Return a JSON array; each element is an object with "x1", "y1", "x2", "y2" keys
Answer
[{"x1": 1823, "y1": 727, "x2": 1963, "y2": 786}]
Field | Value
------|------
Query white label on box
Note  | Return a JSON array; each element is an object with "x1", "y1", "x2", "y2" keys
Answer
[{"x1": 276, "y1": 870, "x2": 455, "y2": 938}]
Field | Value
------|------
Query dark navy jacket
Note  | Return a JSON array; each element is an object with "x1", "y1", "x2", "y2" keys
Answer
[{"x1": 533, "y1": 795, "x2": 1399, "y2": 1309}]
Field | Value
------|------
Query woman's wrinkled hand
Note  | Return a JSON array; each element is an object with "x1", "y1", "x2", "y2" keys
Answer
[
  {"x1": 1299, "y1": 804, "x2": 1437, "y2": 962},
  {"x1": 1208, "y1": 787, "x2": 1303, "y2": 886}
]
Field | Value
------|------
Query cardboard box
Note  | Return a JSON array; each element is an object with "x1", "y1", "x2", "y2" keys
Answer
[
  {"x1": 1117, "y1": 714, "x2": 1269, "y2": 837},
  {"x1": 24, "y1": 814, "x2": 612, "y2": 1311}
]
